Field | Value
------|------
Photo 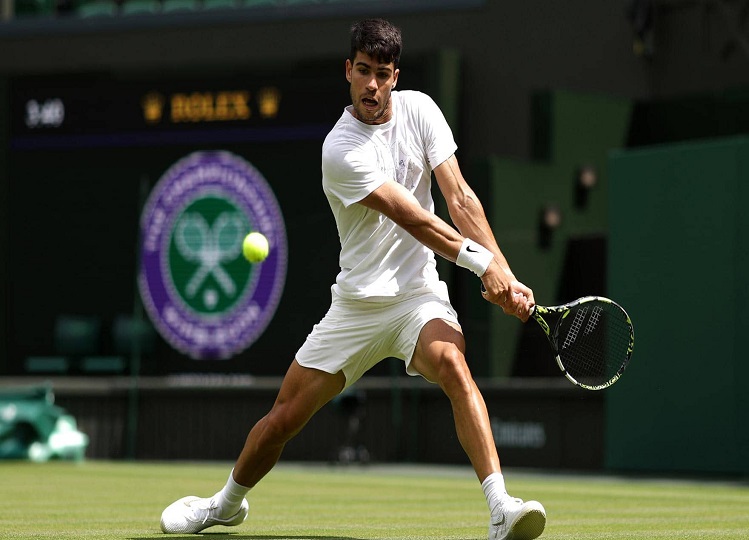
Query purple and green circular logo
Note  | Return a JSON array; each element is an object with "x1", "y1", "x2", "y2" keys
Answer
[{"x1": 138, "y1": 151, "x2": 287, "y2": 360}]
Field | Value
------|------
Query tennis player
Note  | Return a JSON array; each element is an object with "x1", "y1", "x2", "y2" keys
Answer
[{"x1": 160, "y1": 18, "x2": 546, "y2": 540}]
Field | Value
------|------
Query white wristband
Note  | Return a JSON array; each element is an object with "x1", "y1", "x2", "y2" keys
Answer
[{"x1": 456, "y1": 238, "x2": 494, "y2": 277}]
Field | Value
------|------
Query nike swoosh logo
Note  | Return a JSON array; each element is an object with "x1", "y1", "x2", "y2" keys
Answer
[
  {"x1": 466, "y1": 245, "x2": 479, "y2": 253},
  {"x1": 492, "y1": 514, "x2": 506, "y2": 527}
]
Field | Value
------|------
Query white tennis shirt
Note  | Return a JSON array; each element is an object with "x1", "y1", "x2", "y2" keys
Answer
[{"x1": 322, "y1": 90, "x2": 458, "y2": 299}]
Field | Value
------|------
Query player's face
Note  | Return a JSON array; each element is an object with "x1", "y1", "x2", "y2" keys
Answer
[{"x1": 346, "y1": 52, "x2": 399, "y2": 125}]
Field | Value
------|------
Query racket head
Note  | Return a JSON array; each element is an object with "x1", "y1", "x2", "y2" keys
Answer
[{"x1": 533, "y1": 296, "x2": 634, "y2": 390}]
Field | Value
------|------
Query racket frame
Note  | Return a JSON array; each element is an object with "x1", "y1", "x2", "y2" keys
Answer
[{"x1": 530, "y1": 296, "x2": 634, "y2": 390}]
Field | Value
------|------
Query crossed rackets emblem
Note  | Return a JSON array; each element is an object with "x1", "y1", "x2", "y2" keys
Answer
[{"x1": 174, "y1": 211, "x2": 246, "y2": 299}]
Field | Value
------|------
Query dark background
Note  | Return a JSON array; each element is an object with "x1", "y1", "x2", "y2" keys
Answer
[{"x1": 1, "y1": 0, "x2": 749, "y2": 473}]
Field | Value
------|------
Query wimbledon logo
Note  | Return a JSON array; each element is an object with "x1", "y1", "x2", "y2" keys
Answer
[{"x1": 138, "y1": 151, "x2": 287, "y2": 360}]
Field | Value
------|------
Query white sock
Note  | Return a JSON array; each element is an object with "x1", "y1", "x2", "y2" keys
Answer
[
  {"x1": 481, "y1": 472, "x2": 507, "y2": 513},
  {"x1": 214, "y1": 469, "x2": 250, "y2": 516}
]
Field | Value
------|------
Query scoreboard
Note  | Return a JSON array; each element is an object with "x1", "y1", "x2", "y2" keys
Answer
[{"x1": 9, "y1": 64, "x2": 346, "y2": 149}]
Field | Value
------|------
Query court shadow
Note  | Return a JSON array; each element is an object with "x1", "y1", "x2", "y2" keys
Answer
[{"x1": 127, "y1": 532, "x2": 362, "y2": 540}]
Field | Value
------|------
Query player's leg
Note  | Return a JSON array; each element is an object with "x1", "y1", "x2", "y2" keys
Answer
[
  {"x1": 408, "y1": 319, "x2": 546, "y2": 540},
  {"x1": 232, "y1": 360, "x2": 346, "y2": 488},
  {"x1": 160, "y1": 360, "x2": 345, "y2": 534},
  {"x1": 408, "y1": 318, "x2": 499, "y2": 479}
]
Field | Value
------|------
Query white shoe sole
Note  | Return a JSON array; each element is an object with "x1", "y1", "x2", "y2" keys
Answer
[{"x1": 507, "y1": 506, "x2": 546, "y2": 540}]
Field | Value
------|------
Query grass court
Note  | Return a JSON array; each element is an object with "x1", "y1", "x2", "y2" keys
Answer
[{"x1": 1, "y1": 460, "x2": 747, "y2": 539}]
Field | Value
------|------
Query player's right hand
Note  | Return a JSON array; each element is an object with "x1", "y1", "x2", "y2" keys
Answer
[
  {"x1": 504, "y1": 283, "x2": 535, "y2": 322},
  {"x1": 481, "y1": 274, "x2": 534, "y2": 322}
]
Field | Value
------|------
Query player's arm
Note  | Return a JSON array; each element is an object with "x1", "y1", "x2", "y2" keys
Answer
[
  {"x1": 357, "y1": 177, "x2": 531, "y2": 321},
  {"x1": 433, "y1": 154, "x2": 534, "y2": 318},
  {"x1": 358, "y1": 180, "x2": 464, "y2": 262}
]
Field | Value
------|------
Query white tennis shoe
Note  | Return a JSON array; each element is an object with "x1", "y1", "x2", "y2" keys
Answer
[
  {"x1": 489, "y1": 495, "x2": 546, "y2": 540},
  {"x1": 160, "y1": 495, "x2": 249, "y2": 534}
]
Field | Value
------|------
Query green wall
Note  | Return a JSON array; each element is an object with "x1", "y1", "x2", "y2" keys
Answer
[
  {"x1": 471, "y1": 90, "x2": 632, "y2": 377},
  {"x1": 0, "y1": 77, "x2": 7, "y2": 375},
  {"x1": 606, "y1": 136, "x2": 749, "y2": 475}
]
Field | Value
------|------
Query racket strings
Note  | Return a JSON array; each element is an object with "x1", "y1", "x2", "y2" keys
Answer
[{"x1": 557, "y1": 302, "x2": 632, "y2": 388}]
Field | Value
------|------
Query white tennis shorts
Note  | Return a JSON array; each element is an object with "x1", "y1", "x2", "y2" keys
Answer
[{"x1": 296, "y1": 284, "x2": 460, "y2": 388}]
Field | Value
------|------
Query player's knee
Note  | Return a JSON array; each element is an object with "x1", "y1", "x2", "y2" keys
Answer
[
  {"x1": 435, "y1": 346, "x2": 472, "y2": 395},
  {"x1": 262, "y1": 405, "x2": 307, "y2": 445}
]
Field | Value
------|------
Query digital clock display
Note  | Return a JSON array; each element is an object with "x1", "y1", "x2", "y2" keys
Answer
[{"x1": 24, "y1": 98, "x2": 65, "y2": 129}]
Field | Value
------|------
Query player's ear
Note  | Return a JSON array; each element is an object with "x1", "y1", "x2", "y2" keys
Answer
[
  {"x1": 392, "y1": 68, "x2": 400, "y2": 88},
  {"x1": 345, "y1": 59, "x2": 353, "y2": 83}
]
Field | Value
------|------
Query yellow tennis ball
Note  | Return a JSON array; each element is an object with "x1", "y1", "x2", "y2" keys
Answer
[{"x1": 242, "y1": 232, "x2": 269, "y2": 263}]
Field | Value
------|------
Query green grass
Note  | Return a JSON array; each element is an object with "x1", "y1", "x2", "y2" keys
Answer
[{"x1": 0, "y1": 460, "x2": 747, "y2": 539}]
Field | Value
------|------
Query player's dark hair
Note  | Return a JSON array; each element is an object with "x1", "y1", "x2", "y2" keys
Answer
[{"x1": 349, "y1": 18, "x2": 402, "y2": 68}]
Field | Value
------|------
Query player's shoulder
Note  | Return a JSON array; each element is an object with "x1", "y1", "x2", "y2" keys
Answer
[
  {"x1": 324, "y1": 110, "x2": 371, "y2": 151},
  {"x1": 393, "y1": 90, "x2": 441, "y2": 121},
  {"x1": 322, "y1": 114, "x2": 373, "y2": 173},
  {"x1": 394, "y1": 89, "x2": 437, "y2": 107},
  {"x1": 323, "y1": 125, "x2": 367, "y2": 157}
]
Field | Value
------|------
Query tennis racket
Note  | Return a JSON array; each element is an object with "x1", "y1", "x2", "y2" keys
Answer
[{"x1": 529, "y1": 296, "x2": 634, "y2": 390}]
